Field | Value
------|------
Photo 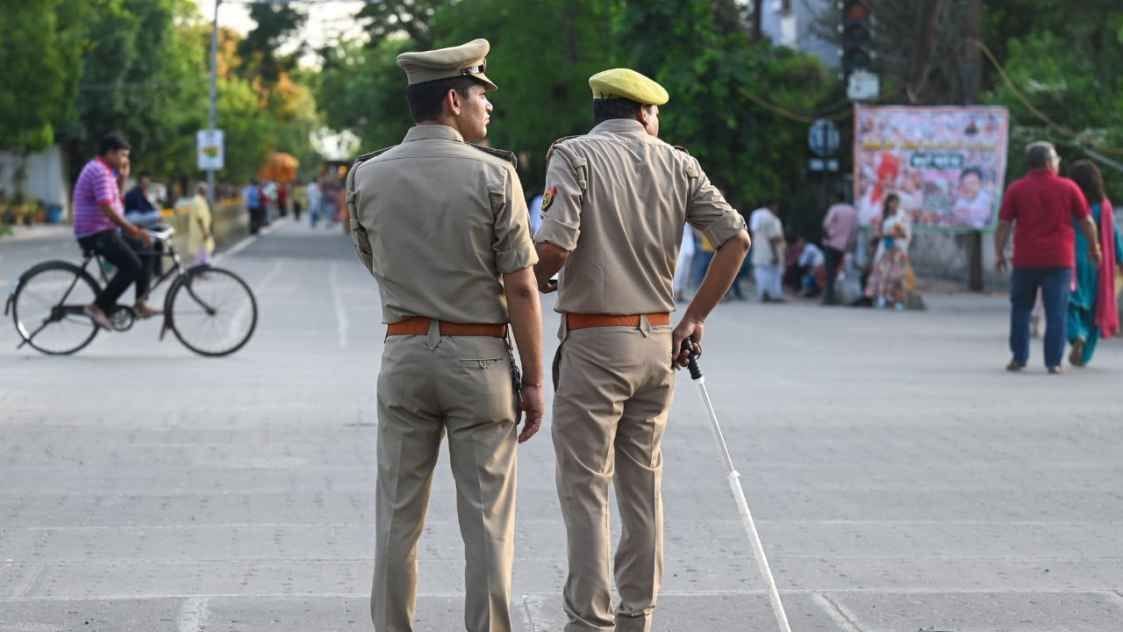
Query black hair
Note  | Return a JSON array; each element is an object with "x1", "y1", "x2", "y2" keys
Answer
[
  {"x1": 881, "y1": 192, "x2": 900, "y2": 221},
  {"x1": 959, "y1": 166, "x2": 984, "y2": 181},
  {"x1": 98, "y1": 131, "x2": 130, "y2": 156},
  {"x1": 406, "y1": 76, "x2": 480, "y2": 123},
  {"x1": 592, "y1": 98, "x2": 643, "y2": 124},
  {"x1": 1069, "y1": 159, "x2": 1106, "y2": 204}
]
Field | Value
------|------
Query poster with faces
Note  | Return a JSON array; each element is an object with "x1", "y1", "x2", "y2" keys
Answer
[{"x1": 853, "y1": 105, "x2": 1010, "y2": 230}]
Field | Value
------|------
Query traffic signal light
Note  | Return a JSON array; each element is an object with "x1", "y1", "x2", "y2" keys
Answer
[{"x1": 841, "y1": 0, "x2": 873, "y2": 77}]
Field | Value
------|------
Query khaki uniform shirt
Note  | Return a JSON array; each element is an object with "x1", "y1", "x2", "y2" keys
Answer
[
  {"x1": 535, "y1": 119, "x2": 746, "y2": 314},
  {"x1": 348, "y1": 125, "x2": 538, "y2": 324}
]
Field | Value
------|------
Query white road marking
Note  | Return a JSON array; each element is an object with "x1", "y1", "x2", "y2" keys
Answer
[
  {"x1": 176, "y1": 596, "x2": 209, "y2": 632},
  {"x1": 329, "y1": 262, "x2": 348, "y2": 349},
  {"x1": 213, "y1": 217, "x2": 285, "y2": 264},
  {"x1": 3, "y1": 588, "x2": 1121, "y2": 603},
  {"x1": 813, "y1": 592, "x2": 866, "y2": 632},
  {"x1": 220, "y1": 259, "x2": 283, "y2": 350}
]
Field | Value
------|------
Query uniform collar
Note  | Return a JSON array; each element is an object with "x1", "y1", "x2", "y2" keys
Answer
[
  {"x1": 404, "y1": 124, "x2": 465, "y2": 144},
  {"x1": 590, "y1": 118, "x2": 647, "y2": 137}
]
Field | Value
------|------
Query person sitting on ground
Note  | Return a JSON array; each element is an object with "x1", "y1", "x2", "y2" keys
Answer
[
  {"x1": 796, "y1": 239, "x2": 826, "y2": 298},
  {"x1": 73, "y1": 132, "x2": 161, "y2": 329}
]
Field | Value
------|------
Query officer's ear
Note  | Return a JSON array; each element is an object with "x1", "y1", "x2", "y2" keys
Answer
[
  {"x1": 637, "y1": 105, "x2": 660, "y2": 138},
  {"x1": 445, "y1": 88, "x2": 464, "y2": 117}
]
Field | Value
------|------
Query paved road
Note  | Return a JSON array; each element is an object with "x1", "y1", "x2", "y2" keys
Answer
[{"x1": 2, "y1": 220, "x2": 1122, "y2": 631}]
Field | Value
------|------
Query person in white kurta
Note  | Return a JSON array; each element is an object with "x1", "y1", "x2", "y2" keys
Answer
[{"x1": 750, "y1": 206, "x2": 784, "y2": 301}]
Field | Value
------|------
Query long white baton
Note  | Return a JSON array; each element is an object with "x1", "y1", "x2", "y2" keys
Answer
[{"x1": 686, "y1": 351, "x2": 793, "y2": 632}]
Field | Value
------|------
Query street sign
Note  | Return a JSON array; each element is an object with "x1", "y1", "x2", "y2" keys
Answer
[
  {"x1": 808, "y1": 119, "x2": 841, "y2": 158},
  {"x1": 847, "y1": 69, "x2": 880, "y2": 101},
  {"x1": 197, "y1": 129, "x2": 224, "y2": 171},
  {"x1": 808, "y1": 158, "x2": 840, "y2": 172}
]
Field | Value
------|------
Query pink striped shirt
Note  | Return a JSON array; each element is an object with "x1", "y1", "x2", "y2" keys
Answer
[{"x1": 73, "y1": 158, "x2": 122, "y2": 238}]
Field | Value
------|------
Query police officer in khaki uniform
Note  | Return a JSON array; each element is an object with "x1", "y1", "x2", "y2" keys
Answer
[
  {"x1": 347, "y1": 38, "x2": 546, "y2": 632},
  {"x1": 534, "y1": 68, "x2": 750, "y2": 632}
]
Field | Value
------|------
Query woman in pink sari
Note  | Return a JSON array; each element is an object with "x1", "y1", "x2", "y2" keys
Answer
[{"x1": 1066, "y1": 160, "x2": 1122, "y2": 366}]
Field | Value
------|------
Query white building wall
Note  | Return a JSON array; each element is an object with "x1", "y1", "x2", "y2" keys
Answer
[
  {"x1": 759, "y1": 0, "x2": 839, "y2": 69},
  {"x1": 0, "y1": 146, "x2": 70, "y2": 218}
]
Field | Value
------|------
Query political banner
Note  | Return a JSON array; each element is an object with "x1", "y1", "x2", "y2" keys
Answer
[{"x1": 853, "y1": 105, "x2": 1009, "y2": 229}]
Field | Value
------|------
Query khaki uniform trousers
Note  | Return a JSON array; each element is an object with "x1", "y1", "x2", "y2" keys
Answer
[
  {"x1": 552, "y1": 319, "x2": 675, "y2": 632},
  {"x1": 372, "y1": 326, "x2": 519, "y2": 632}
]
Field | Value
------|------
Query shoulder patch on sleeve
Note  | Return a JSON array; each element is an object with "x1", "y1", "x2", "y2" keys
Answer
[
  {"x1": 541, "y1": 185, "x2": 557, "y2": 211},
  {"x1": 469, "y1": 144, "x2": 519, "y2": 169}
]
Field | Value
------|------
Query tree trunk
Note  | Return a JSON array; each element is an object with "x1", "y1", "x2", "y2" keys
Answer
[{"x1": 905, "y1": 0, "x2": 948, "y2": 103}]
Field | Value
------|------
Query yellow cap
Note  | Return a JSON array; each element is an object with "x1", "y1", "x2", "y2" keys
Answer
[
  {"x1": 396, "y1": 38, "x2": 497, "y2": 91},
  {"x1": 588, "y1": 68, "x2": 668, "y2": 106}
]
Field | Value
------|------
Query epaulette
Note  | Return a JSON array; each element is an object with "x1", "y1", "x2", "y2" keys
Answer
[
  {"x1": 546, "y1": 135, "x2": 583, "y2": 162},
  {"x1": 470, "y1": 144, "x2": 519, "y2": 170},
  {"x1": 351, "y1": 146, "x2": 394, "y2": 171},
  {"x1": 673, "y1": 145, "x2": 691, "y2": 154}
]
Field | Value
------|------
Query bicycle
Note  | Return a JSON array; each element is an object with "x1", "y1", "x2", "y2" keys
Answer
[{"x1": 4, "y1": 226, "x2": 258, "y2": 357}]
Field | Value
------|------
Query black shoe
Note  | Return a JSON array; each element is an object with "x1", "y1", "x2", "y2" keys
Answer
[
  {"x1": 1006, "y1": 360, "x2": 1026, "y2": 372},
  {"x1": 1047, "y1": 365, "x2": 1064, "y2": 375}
]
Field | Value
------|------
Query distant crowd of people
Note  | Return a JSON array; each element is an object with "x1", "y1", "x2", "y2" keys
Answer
[
  {"x1": 661, "y1": 192, "x2": 920, "y2": 310},
  {"x1": 241, "y1": 169, "x2": 350, "y2": 235}
]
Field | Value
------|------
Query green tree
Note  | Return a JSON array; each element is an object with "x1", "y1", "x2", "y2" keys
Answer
[
  {"x1": 237, "y1": 3, "x2": 306, "y2": 87},
  {"x1": 356, "y1": 0, "x2": 442, "y2": 49},
  {"x1": 316, "y1": 39, "x2": 414, "y2": 153},
  {"x1": 621, "y1": 0, "x2": 833, "y2": 227},
  {"x1": 0, "y1": 0, "x2": 88, "y2": 152},
  {"x1": 429, "y1": 0, "x2": 623, "y2": 191}
]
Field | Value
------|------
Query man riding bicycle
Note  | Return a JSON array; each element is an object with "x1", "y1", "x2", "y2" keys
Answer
[{"x1": 73, "y1": 132, "x2": 162, "y2": 329}]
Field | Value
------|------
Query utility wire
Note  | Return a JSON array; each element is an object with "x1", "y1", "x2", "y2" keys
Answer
[{"x1": 971, "y1": 38, "x2": 1123, "y2": 169}]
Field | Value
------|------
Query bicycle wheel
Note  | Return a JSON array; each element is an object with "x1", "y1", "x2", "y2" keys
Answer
[
  {"x1": 167, "y1": 265, "x2": 258, "y2": 357},
  {"x1": 9, "y1": 261, "x2": 101, "y2": 355}
]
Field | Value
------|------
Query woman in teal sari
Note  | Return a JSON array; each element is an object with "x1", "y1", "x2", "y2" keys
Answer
[{"x1": 1067, "y1": 160, "x2": 1122, "y2": 366}]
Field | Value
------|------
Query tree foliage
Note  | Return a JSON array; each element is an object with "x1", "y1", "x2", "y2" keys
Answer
[
  {"x1": 0, "y1": 0, "x2": 320, "y2": 189},
  {"x1": 0, "y1": 0, "x2": 88, "y2": 152},
  {"x1": 320, "y1": 0, "x2": 832, "y2": 214},
  {"x1": 237, "y1": 3, "x2": 306, "y2": 86}
]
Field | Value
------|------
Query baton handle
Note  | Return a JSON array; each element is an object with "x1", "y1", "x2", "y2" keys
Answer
[{"x1": 682, "y1": 340, "x2": 703, "y2": 380}]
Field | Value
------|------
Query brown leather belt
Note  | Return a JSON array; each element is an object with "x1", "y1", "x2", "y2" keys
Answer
[
  {"x1": 387, "y1": 317, "x2": 508, "y2": 337},
  {"x1": 565, "y1": 312, "x2": 671, "y2": 331}
]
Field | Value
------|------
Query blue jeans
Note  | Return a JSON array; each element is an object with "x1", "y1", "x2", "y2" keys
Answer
[{"x1": 1010, "y1": 267, "x2": 1071, "y2": 367}]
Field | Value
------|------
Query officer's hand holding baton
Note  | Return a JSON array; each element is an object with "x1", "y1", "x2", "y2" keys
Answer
[{"x1": 671, "y1": 317, "x2": 703, "y2": 368}]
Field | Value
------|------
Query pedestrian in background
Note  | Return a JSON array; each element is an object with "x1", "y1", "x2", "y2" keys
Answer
[
  {"x1": 1066, "y1": 159, "x2": 1122, "y2": 366},
  {"x1": 995, "y1": 141, "x2": 1101, "y2": 374},
  {"x1": 796, "y1": 238, "x2": 826, "y2": 298},
  {"x1": 672, "y1": 227, "x2": 695, "y2": 302},
  {"x1": 187, "y1": 183, "x2": 214, "y2": 265},
  {"x1": 864, "y1": 193, "x2": 913, "y2": 309},
  {"x1": 307, "y1": 178, "x2": 323, "y2": 226},
  {"x1": 534, "y1": 67, "x2": 749, "y2": 632},
  {"x1": 750, "y1": 201, "x2": 784, "y2": 302},
  {"x1": 821, "y1": 192, "x2": 858, "y2": 305},
  {"x1": 291, "y1": 180, "x2": 306, "y2": 223},
  {"x1": 347, "y1": 38, "x2": 544, "y2": 632},
  {"x1": 242, "y1": 180, "x2": 263, "y2": 234}
]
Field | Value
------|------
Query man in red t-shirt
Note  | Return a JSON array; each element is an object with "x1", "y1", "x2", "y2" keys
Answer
[{"x1": 995, "y1": 141, "x2": 1101, "y2": 373}]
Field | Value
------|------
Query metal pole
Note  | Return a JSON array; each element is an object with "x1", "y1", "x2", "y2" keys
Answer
[{"x1": 207, "y1": 0, "x2": 220, "y2": 211}]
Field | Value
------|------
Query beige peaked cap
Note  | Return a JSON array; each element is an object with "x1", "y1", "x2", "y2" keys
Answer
[{"x1": 396, "y1": 38, "x2": 497, "y2": 92}]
